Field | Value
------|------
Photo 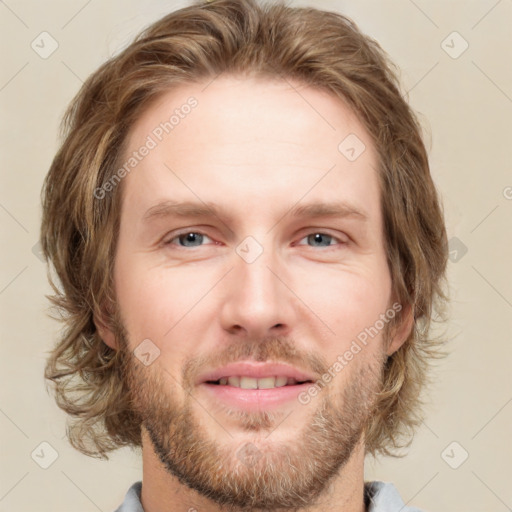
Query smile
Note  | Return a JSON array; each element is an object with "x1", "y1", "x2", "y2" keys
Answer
[{"x1": 207, "y1": 376, "x2": 313, "y2": 389}]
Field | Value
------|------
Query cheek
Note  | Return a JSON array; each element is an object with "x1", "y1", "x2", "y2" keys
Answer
[
  {"x1": 114, "y1": 259, "x2": 214, "y2": 345},
  {"x1": 298, "y1": 271, "x2": 392, "y2": 390},
  {"x1": 294, "y1": 263, "x2": 392, "y2": 348}
]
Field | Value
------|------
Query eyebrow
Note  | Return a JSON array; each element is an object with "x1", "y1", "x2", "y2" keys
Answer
[{"x1": 142, "y1": 199, "x2": 369, "y2": 224}]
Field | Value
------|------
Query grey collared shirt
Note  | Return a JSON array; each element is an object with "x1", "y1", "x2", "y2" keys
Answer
[{"x1": 114, "y1": 480, "x2": 426, "y2": 511}]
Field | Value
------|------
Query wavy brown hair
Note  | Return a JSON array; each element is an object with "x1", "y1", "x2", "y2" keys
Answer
[{"x1": 41, "y1": 0, "x2": 449, "y2": 459}]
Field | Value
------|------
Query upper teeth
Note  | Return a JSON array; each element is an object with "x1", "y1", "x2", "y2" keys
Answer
[{"x1": 217, "y1": 376, "x2": 302, "y2": 389}]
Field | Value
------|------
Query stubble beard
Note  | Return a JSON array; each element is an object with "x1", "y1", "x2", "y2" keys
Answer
[{"x1": 121, "y1": 330, "x2": 386, "y2": 511}]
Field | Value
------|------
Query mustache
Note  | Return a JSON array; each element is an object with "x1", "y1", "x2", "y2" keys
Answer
[{"x1": 180, "y1": 336, "x2": 329, "y2": 390}]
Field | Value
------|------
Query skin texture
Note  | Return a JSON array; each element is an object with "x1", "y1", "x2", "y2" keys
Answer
[{"x1": 97, "y1": 75, "x2": 413, "y2": 512}]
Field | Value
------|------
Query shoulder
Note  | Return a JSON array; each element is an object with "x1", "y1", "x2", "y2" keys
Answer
[
  {"x1": 113, "y1": 481, "x2": 143, "y2": 512},
  {"x1": 365, "y1": 480, "x2": 427, "y2": 512}
]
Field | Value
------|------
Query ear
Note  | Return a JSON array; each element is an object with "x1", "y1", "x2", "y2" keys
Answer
[
  {"x1": 386, "y1": 303, "x2": 414, "y2": 356},
  {"x1": 93, "y1": 309, "x2": 119, "y2": 350}
]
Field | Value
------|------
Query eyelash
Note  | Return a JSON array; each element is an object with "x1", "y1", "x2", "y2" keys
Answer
[{"x1": 163, "y1": 229, "x2": 348, "y2": 250}]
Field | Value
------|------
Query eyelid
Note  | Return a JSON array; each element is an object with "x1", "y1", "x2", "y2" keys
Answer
[
  {"x1": 295, "y1": 230, "x2": 349, "y2": 248},
  {"x1": 162, "y1": 229, "x2": 214, "y2": 246},
  {"x1": 162, "y1": 227, "x2": 349, "y2": 249}
]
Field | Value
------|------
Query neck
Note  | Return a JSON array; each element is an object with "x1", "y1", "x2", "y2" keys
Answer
[{"x1": 140, "y1": 429, "x2": 367, "y2": 512}]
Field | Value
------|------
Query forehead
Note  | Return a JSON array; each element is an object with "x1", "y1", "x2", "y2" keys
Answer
[{"x1": 119, "y1": 75, "x2": 380, "y2": 226}]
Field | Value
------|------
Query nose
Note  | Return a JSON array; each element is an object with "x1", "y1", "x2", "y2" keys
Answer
[{"x1": 219, "y1": 241, "x2": 294, "y2": 339}]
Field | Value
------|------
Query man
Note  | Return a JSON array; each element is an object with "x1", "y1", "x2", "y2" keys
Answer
[{"x1": 41, "y1": 0, "x2": 448, "y2": 511}]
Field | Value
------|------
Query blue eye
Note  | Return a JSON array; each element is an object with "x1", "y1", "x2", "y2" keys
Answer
[
  {"x1": 165, "y1": 231, "x2": 213, "y2": 248},
  {"x1": 163, "y1": 230, "x2": 347, "y2": 250},
  {"x1": 297, "y1": 233, "x2": 346, "y2": 248}
]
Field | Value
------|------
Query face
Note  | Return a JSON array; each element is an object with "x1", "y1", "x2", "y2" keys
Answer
[{"x1": 106, "y1": 75, "x2": 406, "y2": 509}]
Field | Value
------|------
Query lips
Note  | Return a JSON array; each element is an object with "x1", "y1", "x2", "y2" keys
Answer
[
  {"x1": 197, "y1": 361, "x2": 317, "y2": 387},
  {"x1": 197, "y1": 361, "x2": 318, "y2": 411}
]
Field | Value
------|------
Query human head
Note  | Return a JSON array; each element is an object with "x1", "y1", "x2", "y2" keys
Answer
[{"x1": 41, "y1": 0, "x2": 448, "y2": 473}]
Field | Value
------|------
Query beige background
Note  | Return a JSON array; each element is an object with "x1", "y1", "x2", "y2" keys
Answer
[{"x1": 1, "y1": 1, "x2": 511, "y2": 511}]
